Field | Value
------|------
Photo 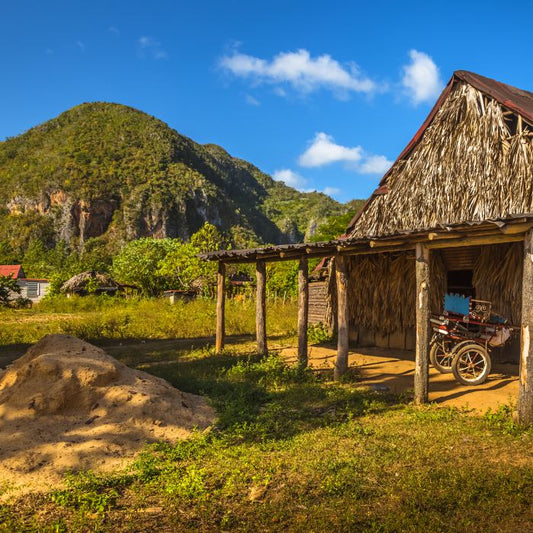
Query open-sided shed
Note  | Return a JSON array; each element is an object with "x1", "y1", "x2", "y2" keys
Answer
[{"x1": 200, "y1": 70, "x2": 533, "y2": 424}]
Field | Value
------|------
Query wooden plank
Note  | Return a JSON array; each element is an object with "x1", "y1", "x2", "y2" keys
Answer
[
  {"x1": 297, "y1": 256, "x2": 309, "y2": 367},
  {"x1": 215, "y1": 262, "x2": 225, "y2": 354},
  {"x1": 414, "y1": 244, "x2": 430, "y2": 404},
  {"x1": 334, "y1": 255, "x2": 349, "y2": 380},
  {"x1": 256, "y1": 260, "x2": 267, "y2": 355},
  {"x1": 518, "y1": 230, "x2": 533, "y2": 424},
  {"x1": 427, "y1": 233, "x2": 524, "y2": 249}
]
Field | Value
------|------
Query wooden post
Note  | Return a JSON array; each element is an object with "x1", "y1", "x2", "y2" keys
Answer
[
  {"x1": 256, "y1": 260, "x2": 267, "y2": 355},
  {"x1": 298, "y1": 256, "x2": 309, "y2": 367},
  {"x1": 215, "y1": 262, "x2": 225, "y2": 354},
  {"x1": 518, "y1": 230, "x2": 533, "y2": 424},
  {"x1": 334, "y1": 254, "x2": 349, "y2": 380},
  {"x1": 414, "y1": 243, "x2": 430, "y2": 404}
]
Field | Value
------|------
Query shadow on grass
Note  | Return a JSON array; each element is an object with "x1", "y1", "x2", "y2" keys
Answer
[{"x1": 142, "y1": 351, "x2": 405, "y2": 444}]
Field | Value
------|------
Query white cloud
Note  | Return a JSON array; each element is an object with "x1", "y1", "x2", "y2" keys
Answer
[
  {"x1": 401, "y1": 50, "x2": 443, "y2": 105},
  {"x1": 219, "y1": 48, "x2": 378, "y2": 97},
  {"x1": 298, "y1": 132, "x2": 392, "y2": 175},
  {"x1": 108, "y1": 26, "x2": 120, "y2": 36},
  {"x1": 299, "y1": 132, "x2": 363, "y2": 167},
  {"x1": 323, "y1": 186, "x2": 341, "y2": 197},
  {"x1": 358, "y1": 154, "x2": 392, "y2": 174},
  {"x1": 76, "y1": 41, "x2": 85, "y2": 53},
  {"x1": 138, "y1": 36, "x2": 167, "y2": 60},
  {"x1": 245, "y1": 94, "x2": 260, "y2": 106},
  {"x1": 272, "y1": 168, "x2": 308, "y2": 190}
]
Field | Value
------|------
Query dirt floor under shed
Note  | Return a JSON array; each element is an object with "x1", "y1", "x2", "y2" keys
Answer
[{"x1": 280, "y1": 345, "x2": 519, "y2": 413}]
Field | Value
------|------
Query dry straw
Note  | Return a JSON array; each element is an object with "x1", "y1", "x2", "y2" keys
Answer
[{"x1": 350, "y1": 82, "x2": 533, "y2": 238}]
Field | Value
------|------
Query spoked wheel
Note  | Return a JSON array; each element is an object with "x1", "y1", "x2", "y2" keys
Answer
[
  {"x1": 429, "y1": 337, "x2": 454, "y2": 374},
  {"x1": 452, "y1": 343, "x2": 491, "y2": 386}
]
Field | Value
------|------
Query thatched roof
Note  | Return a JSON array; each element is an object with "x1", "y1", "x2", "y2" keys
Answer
[
  {"x1": 61, "y1": 271, "x2": 120, "y2": 293},
  {"x1": 347, "y1": 70, "x2": 533, "y2": 238}
]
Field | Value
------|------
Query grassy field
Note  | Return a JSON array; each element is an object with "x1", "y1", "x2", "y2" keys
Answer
[{"x1": 0, "y1": 298, "x2": 532, "y2": 532}]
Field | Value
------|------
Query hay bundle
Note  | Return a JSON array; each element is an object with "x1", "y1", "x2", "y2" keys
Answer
[
  {"x1": 61, "y1": 271, "x2": 120, "y2": 294},
  {"x1": 350, "y1": 82, "x2": 533, "y2": 238},
  {"x1": 473, "y1": 243, "x2": 522, "y2": 324}
]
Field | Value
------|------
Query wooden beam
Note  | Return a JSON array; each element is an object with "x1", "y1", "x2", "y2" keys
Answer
[
  {"x1": 427, "y1": 233, "x2": 524, "y2": 249},
  {"x1": 414, "y1": 243, "x2": 430, "y2": 405},
  {"x1": 334, "y1": 255, "x2": 349, "y2": 380},
  {"x1": 370, "y1": 239, "x2": 407, "y2": 248},
  {"x1": 215, "y1": 262, "x2": 225, "y2": 354},
  {"x1": 256, "y1": 260, "x2": 267, "y2": 356},
  {"x1": 518, "y1": 229, "x2": 533, "y2": 424},
  {"x1": 428, "y1": 232, "x2": 461, "y2": 240},
  {"x1": 297, "y1": 256, "x2": 309, "y2": 367},
  {"x1": 500, "y1": 221, "x2": 533, "y2": 235}
]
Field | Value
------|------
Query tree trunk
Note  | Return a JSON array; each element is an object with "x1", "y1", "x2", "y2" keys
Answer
[
  {"x1": 256, "y1": 260, "x2": 267, "y2": 355},
  {"x1": 334, "y1": 255, "x2": 349, "y2": 380},
  {"x1": 215, "y1": 262, "x2": 225, "y2": 354},
  {"x1": 414, "y1": 243, "x2": 430, "y2": 404},
  {"x1": 298, "y1": 256, "x2": 309, "y2": 367},
  {"x1": 518, "y1": 230, "x2": 533, "y2": 424}
]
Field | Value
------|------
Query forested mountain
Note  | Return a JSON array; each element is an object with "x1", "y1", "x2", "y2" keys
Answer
[{"x1": 0, "y1": 102, "x2": 348, "y2": 258}]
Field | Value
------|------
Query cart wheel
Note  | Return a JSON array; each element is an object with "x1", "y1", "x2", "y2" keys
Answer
[
  {"x1": 429, "y1": 338, "x2": 454, "y2": 373},
  {"x1": 452, "y1": 344, "x2": 491, "y2": 386}
]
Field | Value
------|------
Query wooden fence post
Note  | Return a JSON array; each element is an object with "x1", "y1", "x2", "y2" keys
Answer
[
  {"x1": 256, "y1": 260, "x2": 267, "y2": 355},
  {"x1": 518, "y1": 230, "x2": 533, "y2": 424},
  {"x1": 334, "y1": 254, "x2": 349, "y2": 380},
  {"x1": 215, "y1": 262, "x2": 225, "y2": 354},
  {"x1": 414, "y1": 244, "x2": 430, "y2": 404},
  {"x1": 298, "y1": 256, "x2": 309, "y2": 367}
]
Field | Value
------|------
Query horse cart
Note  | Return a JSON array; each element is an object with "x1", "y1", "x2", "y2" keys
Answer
[{"x1": 429, "y1": 294, "x2": 514, "y2": 385}]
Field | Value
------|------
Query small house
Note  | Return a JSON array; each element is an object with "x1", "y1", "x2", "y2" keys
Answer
[{"x1": 0, "y1": 265, "x2": 49, "y2": 303}]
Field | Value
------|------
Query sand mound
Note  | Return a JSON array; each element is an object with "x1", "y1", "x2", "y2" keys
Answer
[{"x1": 0, "y1": 334, "x2": 215, "y2": 498}]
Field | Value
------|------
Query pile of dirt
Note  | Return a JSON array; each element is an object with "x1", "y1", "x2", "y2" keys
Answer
[{"x1": 0, "y1": 334, "x2": 215, "y2": 498}]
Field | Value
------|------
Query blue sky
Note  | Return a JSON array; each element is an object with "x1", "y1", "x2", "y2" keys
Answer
[{"x1": 1, "y1": 1, "x2": 532, "y2": 202}]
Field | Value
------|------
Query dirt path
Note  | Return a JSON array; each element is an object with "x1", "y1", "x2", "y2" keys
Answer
[{"x1": 280, "y1": 345, "x2": 519, "y2": 413}]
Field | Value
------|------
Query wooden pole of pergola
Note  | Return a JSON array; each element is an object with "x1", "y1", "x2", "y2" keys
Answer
[
  {"x1": 256, "y1": 260, "x2": 267, "y2": 355},
  {"x1": 518, "y1": 230, "x2": 533, "y2": 424},
  {"x1": 334, "y1": 255, "x2": 349, "y2": 380},
  {"x1": 414, "y1": 243, "x2": 430, "y2": 404},
  {"x1": 215, "y1": 262, "x2": 225, "y2": 354},
  {"x1": 297, "y1": 256, "x2": 309, "y2": 367}
]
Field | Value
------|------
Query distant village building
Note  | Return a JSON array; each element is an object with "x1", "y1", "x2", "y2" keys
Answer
[
  {"x1": 0, "y1": 265, "x2": 50, "y2": 303},
  {"x1": 61, "y1": 271, "x2": 137, "y2": 297}
]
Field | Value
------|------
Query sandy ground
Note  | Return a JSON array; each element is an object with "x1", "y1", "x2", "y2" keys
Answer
[
  {"x1": 0, "y1": 335, "x2": 215, "y2": 500},
  {"x1": 280, "y1": 345, "x2": 519, "y2": 412}
]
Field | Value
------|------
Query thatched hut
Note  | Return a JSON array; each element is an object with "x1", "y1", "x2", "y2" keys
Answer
[
  {"x1": 201, "y1": 71, "x2": 533, "y2": 424},
  {"x1": 61, "y1": 271, "x2": 122, "y2": 296}
]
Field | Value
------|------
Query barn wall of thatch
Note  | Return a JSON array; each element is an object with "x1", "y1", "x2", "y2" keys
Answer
[
  {"x1": 473, "y1": 242, "x2": 522, "y2": 325},
  {"x1": 350, "y1": 82, "x2": 533, "y2": 238},
  {"x1": 325, "y1": 244, "x2": 520, "y2": 352}
]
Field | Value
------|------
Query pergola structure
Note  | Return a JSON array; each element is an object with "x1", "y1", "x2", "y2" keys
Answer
[{"x1": 200, "y1": 215, "x2": 533, "y2": 423}]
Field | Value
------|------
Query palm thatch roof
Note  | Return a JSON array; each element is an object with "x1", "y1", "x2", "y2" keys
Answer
[
  {"x1": 347, "y1": 71, "x2": 533, "y2": 238},
  {"x1": 61, "y1": 271, "x2": 121, "y2": 293}
]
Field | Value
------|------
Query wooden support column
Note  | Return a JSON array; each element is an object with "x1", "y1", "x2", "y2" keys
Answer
[
  {"x1": 297, "y1": 256, "x2": 309, "y2": 367},
  {"x1": 334, "y1": 255, "x2": 349, "y2": 380},
  {"x1": 215, "y1": 262, "x2": 225, "y2": 354},
  {"x1": 518, "y1": 230, "x2": 533, "y2": 424},
  {"x1": 414, "y1": 244, "x2": 430, "y2": 404},
  {"x1": 256, "y1": 260, "x2": 267, "y2": 355}
]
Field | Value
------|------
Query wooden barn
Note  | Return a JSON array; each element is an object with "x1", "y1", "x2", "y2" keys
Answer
[{"x1": 201, "y1": 71, "x2": 533, "y2": 424}]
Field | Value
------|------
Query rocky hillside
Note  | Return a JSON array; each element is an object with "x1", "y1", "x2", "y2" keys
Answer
[{"x1": 0, "y1": 103, "x2": 346, "y2": 254}]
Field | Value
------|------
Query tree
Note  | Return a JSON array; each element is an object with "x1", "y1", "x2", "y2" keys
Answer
[
  {"x1": 0, "y1": 274, "x2": 21, "y2": 306},
  {"x1": 112, "y1": 238, "x2": 173, "y2": 296}
]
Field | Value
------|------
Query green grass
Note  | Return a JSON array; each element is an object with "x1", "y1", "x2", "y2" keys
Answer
[
  {"x1": 0, "y1": 295, "x2": 298, "y2": 346},
  {"x1": 0, "y1": 339, "x2": 531, "y2": 532}
]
